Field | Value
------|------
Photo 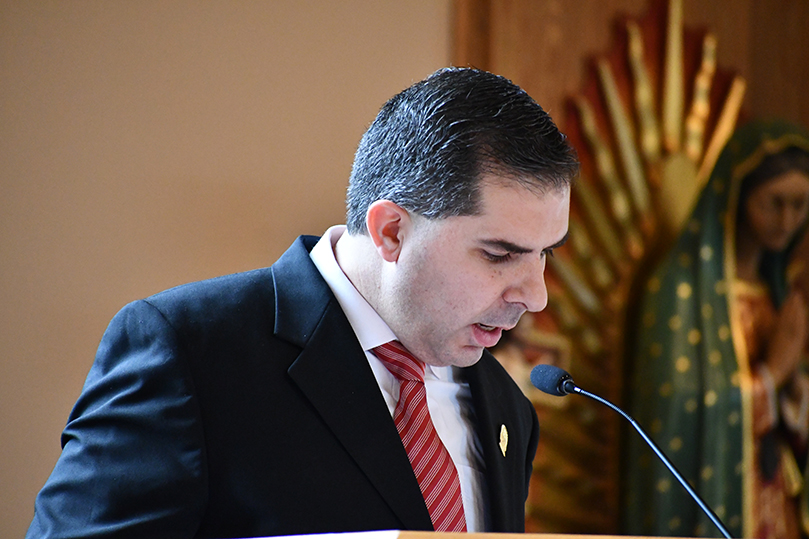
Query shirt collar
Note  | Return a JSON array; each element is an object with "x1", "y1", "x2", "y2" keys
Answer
[{"x1": 309, "y1": 225, "x2": 397, "y2": 352}]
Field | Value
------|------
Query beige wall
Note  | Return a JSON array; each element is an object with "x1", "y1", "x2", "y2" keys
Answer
[{"x1": 0, "y1": 1, "x2": 450, "y2": 536}]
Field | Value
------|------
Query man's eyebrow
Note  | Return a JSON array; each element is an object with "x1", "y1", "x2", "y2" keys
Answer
[
  {"x1": 479, "y1": 231, "x2": 569, "y2": 254},
  {"x1": 546, "y1": 231, "x2": 569, "y2": 251},
  {"x1": 478, "y1": 239, "x2": 533, "y2": 254}
]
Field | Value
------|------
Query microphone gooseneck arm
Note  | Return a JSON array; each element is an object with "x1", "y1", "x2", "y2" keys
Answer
[
  {"x1": 531, "y1": 364, "x2": 733, "y2": 539},
  {"x1": 569, "y1": 383, "x2": 732, "y2": 538}
]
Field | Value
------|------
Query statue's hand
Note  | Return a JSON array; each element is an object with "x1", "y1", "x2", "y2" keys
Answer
[{"x1": 767, "y1": 289, "x2": 808, "y2": 387}]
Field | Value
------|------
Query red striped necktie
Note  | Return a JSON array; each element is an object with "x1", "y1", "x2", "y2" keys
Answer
[{"x1": 373, "y1": 341, "x2": 467, "y2": 532}]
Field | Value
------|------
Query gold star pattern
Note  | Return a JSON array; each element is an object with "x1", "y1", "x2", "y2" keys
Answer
[{"x1": 675, "y1": 356, "x2": 691, "y2": 373}]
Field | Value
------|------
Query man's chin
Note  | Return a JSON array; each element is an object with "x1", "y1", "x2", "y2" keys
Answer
[
  {"x1": 419, "y1": 343, "x2": 485, "y2": 368},
  {"x1": 449, "y1": 346, "x2": 486, "y2": 368}
]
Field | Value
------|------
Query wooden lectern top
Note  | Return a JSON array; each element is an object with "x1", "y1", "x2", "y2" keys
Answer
[{"x1": 246, "y1": 530, "x2": 679, "y2": 539}]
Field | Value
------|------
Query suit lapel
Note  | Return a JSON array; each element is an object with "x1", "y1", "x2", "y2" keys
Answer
[
  {"x1": 465, "y1": 353, "x2": 525, "y2": 532},
  {"x1": 271, "y1": 237, "x2": 433, "y2": 531}
]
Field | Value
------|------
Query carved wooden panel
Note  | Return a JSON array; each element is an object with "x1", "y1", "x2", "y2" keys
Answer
[{"x1": 455, "y1": 0, "x2": 746, "y2": 533}]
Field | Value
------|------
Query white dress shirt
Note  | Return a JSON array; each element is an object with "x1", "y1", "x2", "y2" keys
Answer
[{"x1": 309, "y1": 225, "x2": 489, "y2": 532}]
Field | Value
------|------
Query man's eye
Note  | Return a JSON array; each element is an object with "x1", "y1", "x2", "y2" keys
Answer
[
  {"x1": 483, "y1": 251, "x2": 513, "y2": 263},
  {"x1": 543, "y1": 248, "x2": 555, "y2": 258}
]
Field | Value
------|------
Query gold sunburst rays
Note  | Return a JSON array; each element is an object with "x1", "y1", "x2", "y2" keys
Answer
[
  {"x1": 517, "y1": 0, "x2": 747, "y2": 533},
  {"x1": 545, "y1": 0, "x2": 747, "y2": 338},
  {"x1": 684, "y1": 32, "x2": 717, "y2": 161},
  {"x1": 663, "y1": 0, "x2": 685, "y2": 154}
]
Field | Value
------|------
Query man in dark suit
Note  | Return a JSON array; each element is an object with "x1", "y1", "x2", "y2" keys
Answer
[{"x1": 27, "y1": 67, "x2": 578, "y2": 539}]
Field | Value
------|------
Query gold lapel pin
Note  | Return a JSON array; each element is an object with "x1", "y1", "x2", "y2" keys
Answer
[{"x1": 499, "y1": 424, "x2": 508, "y2": 457}]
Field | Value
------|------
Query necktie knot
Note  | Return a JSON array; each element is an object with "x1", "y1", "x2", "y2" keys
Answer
[{"x1": 373, "y1": 341, "x2": 425, "y2": 383}]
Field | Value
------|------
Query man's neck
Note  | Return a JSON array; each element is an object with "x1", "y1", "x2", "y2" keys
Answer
[{"x1": 334, "y1": 231, "x2": 381, "y2": 310}]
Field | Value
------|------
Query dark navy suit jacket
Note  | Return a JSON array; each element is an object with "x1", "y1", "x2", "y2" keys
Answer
[{"x1": 27, "y1": 236, "x2": 540, "y2": 539}]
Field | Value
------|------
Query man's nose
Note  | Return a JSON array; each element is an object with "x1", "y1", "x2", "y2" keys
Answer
[{"x1": 502, "y1": 257, "x2": 549, "y2": 312}]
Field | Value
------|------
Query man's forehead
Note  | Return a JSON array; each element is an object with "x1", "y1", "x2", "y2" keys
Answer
[
  {"x1": 476, "y1": 177, "x2": 569, "y2": 211},
  {"x1": 475, "y1": 177, "x2": 568, "y2": 210},
  {"x1": 408, "y1": 179, "x2": 569, "y2": 234},
  {"x1": 472, "y1": 180, "x2": 569, "y2": 239},
  {"x1": 478, "y1": 170, "x2": 570, "y2": 196}
]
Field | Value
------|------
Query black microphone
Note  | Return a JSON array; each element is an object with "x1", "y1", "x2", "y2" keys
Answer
[{"x1": 529, "y1": 364, "x2": 733, "y2": 539}]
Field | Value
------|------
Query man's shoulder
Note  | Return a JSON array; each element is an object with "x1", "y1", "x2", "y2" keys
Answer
[
  {"x1": 144, "y1": 235, "x2": 320, "y2": 309},
  {"x1": 110, "y1": 236, "x2": 320, "y2": 327},
  {"x1": 147, "y1": 266, "x2": 274, "y2": 306}
]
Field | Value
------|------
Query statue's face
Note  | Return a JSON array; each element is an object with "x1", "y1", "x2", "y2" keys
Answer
[{"x1": 743, "y1": 169, "x2": 809, "y2": 252}]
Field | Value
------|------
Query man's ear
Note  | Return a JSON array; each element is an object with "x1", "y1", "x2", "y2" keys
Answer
[{"x1": 366, "y1": 200, "x2": 411, "y2": 262}]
